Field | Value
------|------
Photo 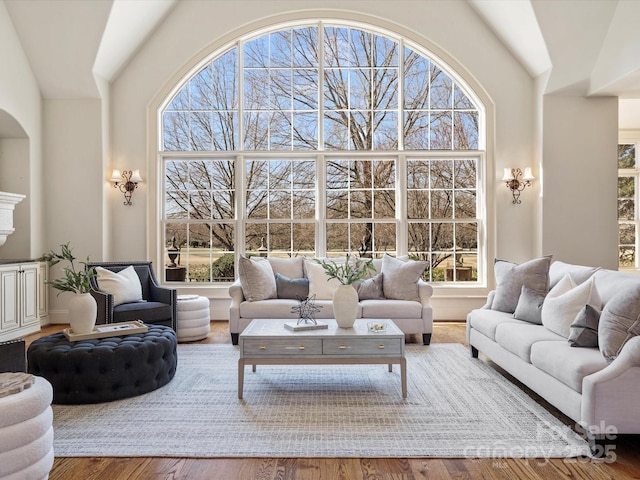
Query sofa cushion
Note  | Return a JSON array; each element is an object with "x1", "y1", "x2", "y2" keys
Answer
[
  {"x1": 113, "y1": 301, "x2": 172, "y2": 323},
  {"x1": 530, "y1": 341, "x2": 608, "y2": 393},
  {"x1": 513, "y1": 285, "x2": 545, "y2": 324},
  {"x1": 95, "y1": 265, "x2": 143, "y2": 306},
  {"x1": 549, "y1": 261, "x2": 598, "y2": 290},
  {"x1": 492, "y1": 256, "x2": 552, "y2": 314},
  {"x1": 467, "y1": 308, "x2": 522, "y2": 341},
  {"x1": 599, "y1": 283, "x2": 640, "y2": 362},
  {"x1": 494, "y1": 323, "x2": 565, "y2": 363},
  {"x1": 568, "y1": 305, "x2": 600, "y2": 348},
  {"x1": 360, "y1": 299, "x2": 422, "y2": 319},
  {"x1": 275, "y1": 273, "x2": 309, "y2": 299},
  {"x1": 268, "y1": 256, "x2": 305, "y2": 279},
  {"x1": 593, "y1": 268, "x2": 640, "y2": 305},
  {"x1": 304, "y1": 259, "x2": 341, "y2": 300},
  {"x1": 238, "y1": 256, "x2": 277, "y2": 301},
  {"x1": 357, "y1": 273, "x2": 384, "y2": 300},
  {"x1": 240, "y1": 298, "x2": 337, "y2": 319},
  {"x1": 541, "y1": 274, "x2": 600, "y2": 338},
  {"x1": 381, "y1": 254, "x2": 427, "y2": 301}
]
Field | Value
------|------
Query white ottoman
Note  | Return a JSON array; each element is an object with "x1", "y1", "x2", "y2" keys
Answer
[
  {"x1": 0, "y1": 374, "x2": 54, "y2": 480},
  {"x1": 177, "y1": 295, "x2": 211, "y2": 342}
]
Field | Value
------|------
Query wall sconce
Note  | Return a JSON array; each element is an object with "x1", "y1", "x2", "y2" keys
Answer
[
  {"x1": 110, "y1": 169, "x2": 143, "y2": 206},
  {"x1": 502, "y1": 167, "x2": 534, "y2": 204}
]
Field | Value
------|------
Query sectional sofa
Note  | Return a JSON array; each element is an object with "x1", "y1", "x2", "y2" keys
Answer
[
  {"x1": 228, "y1": 255, "x2": 433, "y2": 345},
  {"x1": 467, "y1": 259, "x2": 640, "y2": 450}
]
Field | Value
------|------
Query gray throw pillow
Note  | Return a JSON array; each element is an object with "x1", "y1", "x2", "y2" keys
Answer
[
  {"x1": 492, "y1": 256, "x2": 552, "y2": 314},
  {"x1": 381, "y1": 255, "x2": 427, "y2": 301},
  {"x1": 513, "y1": 285, "x2": 545, "y2": 324},
  {"x1": 276, "y1": 273, "x2": 309, "y2": 299},
  {"x1": 568, "y1": 304, "x2": 600, "y2": 348},
  {"x1": 357, "y1": 273, "x2": 384, "y2": 300},
  {"x1": 238, "y1": 256, "x2": 277, "y2": 302},
  {"x1": 599, "y1": 285, "x2": 640, "y2": 361}
]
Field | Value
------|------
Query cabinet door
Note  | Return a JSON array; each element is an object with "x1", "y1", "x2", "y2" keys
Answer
[
  {"x1": 0, "y1": 266, "x2": 19, "y2": 331},
  {"x1": 21, "y1": 264, "x2": 39, "y2": 326},
  {"x1": 38, "y1": 262, "x2": 49, "y2": 319}
]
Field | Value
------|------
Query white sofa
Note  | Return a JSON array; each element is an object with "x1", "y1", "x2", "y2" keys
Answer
[
  {"x1": 467, "y1": 260, "x2": 640, "y2": 447},
  {"x1": 229, "y1": 256, "x2": 433, "y2": 345}
]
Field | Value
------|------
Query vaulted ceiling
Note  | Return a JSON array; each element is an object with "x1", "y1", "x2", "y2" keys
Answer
[{"x1": 4, "y1": 0, "x2": 640, "y2": 120}]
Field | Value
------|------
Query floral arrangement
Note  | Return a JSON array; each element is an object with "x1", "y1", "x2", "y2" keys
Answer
[
  {"x1": 38, "y1": 242, "x2": 95, "y2": 295},
  {"x1": 314, "y1": 254, "x2": 376, "y2": 285}
]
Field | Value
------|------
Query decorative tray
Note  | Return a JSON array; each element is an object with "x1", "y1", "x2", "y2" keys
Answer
[{"x1": 63, "y1": 320, "x2": 148, "y2": 341}]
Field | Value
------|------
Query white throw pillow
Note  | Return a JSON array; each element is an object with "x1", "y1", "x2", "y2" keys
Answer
[
  {"x1": 541, "y1": 274, "x2": 601, "y2": 338},
  {"x1": 238, "y1": 256, "x2": 277, "y2": 302},
  {"x1": 95, "y1": 265, "x2": 143, "y2": 307},
  {"x1": 381, "y1": 254, "x2": 427, "y2": 301},
  {"x1": 304, "y1": 259, "x2": 341, "y2": 300}
]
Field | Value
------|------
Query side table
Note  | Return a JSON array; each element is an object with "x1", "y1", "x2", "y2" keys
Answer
[
  {"x1": 0, "y1": 373, "x2": 54, "y2": 479},
  {"x1": 176, "y1": 294, "x2": 210, "y2": 342}
]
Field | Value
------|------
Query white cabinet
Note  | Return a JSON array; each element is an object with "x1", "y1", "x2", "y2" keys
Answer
[{"x1": 0, "y1": 262, "x2": 40, "y2": 341}]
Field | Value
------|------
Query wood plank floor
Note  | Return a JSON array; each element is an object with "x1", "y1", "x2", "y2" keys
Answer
[{"x1": 24, "y1": 321, "x2": 640, "y2": 480}]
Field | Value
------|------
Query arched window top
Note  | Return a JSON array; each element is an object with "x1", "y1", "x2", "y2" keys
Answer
[{"x1": 162, "y1": 22, "x2": 482, "y2": 153}]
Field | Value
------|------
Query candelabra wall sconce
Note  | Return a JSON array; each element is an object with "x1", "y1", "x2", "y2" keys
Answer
[
  {"x1": 502, "y1": 167, "x2": 534, "y2": 204},
  {"x1": 110, "y1": 169, "x2": 143, "y2": 206}
]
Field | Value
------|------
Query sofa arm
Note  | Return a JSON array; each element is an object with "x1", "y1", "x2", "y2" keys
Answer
[
  {"x1": 148, "y1": 278, "x2": 176, "y2": 305},
  {"x1": 417, "y1": 280, "x2": 433, "y2": 304},
  {"x1": 229, "y1": 279, "x2": 244, "y2": 305},
  {"x1": 90, "y1": 288, "x2": 113, "y2": 325},
  {"x1": 481, "y1": 290, "x2": 496, "y2": 309},
  {"x1": 228, "y1": 279, "x2": 244, "y2": 333},
  {"x1": 581, "y1": 336, "x2": 640, "y2": 433}
]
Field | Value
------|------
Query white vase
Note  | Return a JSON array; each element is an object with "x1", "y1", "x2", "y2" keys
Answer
[
  {"x1": 68, "y1": 293, "x2": 97, "y2": 334},
  {"x1": 333, "y1": 284, "x2": 359, "y2": 328}
]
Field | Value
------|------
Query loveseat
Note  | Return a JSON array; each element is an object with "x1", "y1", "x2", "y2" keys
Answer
[
  {"x1": 467, "y1": 259, "x2": 640, "y2": 450},
  {"x1": 229, "y1": 255, "x2": 433, "y2": 345}
]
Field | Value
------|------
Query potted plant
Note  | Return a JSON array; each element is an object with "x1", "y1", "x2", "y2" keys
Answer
[
  {"x1": 315, "y1": 254, "x2": 376, "y2": 328},
  {"x1": 39, "y1": 242, "x2": 97, "y2": 334}
]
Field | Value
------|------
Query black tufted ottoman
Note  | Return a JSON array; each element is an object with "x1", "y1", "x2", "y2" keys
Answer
[{"x1": 27, "y1": 324, "x2": 177, "y2": 404}]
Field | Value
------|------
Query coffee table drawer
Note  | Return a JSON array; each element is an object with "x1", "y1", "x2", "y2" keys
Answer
[
  {"x1": 243, "y1": 338, "x2": 322, "y2": 356},
  {"x1": 323, "y1": 338, "x2": 402, "y2": 356}
]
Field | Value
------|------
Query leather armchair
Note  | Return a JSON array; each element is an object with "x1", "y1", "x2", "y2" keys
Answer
[{"x1": 88, "y1": 261, "x2": 177, "y2": 330}]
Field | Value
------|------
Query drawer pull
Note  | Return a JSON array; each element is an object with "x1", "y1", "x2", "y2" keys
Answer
[
  {"x1": 378, "y1": 344, "x2": 385, "y2": 349},
  {"x1": 299, "y1": 345, "x2": 306, "y2": 350},
  {"x1": 339, "y1": 345, "x2": 348, "y2": 350},
  {"x1": 259, "y1": 346, "x2": 267, "y2": 350}
]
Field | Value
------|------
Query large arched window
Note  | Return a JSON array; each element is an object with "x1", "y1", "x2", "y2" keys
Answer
[{"x1": 160, "y1": 22, "x2": 484, "y2": 285}]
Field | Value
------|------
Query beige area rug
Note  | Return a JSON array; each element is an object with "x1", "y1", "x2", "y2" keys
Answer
[{"x1": 52, "y1": 343, "x2": 590, "y2": 458}]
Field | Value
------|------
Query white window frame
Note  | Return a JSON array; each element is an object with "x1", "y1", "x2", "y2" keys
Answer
[
  {"x1": 618, "y1": 131, "x2": 640, "y2": 270},
  {"x1": 150, "y1": 18, "x2": 493, "y2": 295}
]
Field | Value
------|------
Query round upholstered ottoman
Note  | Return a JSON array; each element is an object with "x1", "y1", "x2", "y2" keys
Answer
[
  {"x1": 27, "y1": 324, "x2": 177, "y2": 404},
  {"x1": 0, "y1": 374, "x2": 54, "y2": 479},
  {"x1": 176, "y1": 294, "x2": 210, "y2": 342}
]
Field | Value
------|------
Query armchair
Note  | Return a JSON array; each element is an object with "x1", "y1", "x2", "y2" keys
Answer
[{"x1": 88, "y1": 261, "x2": 177, "y2": 330}]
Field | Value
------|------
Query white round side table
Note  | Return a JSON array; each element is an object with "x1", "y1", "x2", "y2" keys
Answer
[
  {"x1": 0, "y1": 373, "x2": 54, "y2": 480},
  {"x1": 176, "y1": 294, "x2": 211, "y2": 342}
]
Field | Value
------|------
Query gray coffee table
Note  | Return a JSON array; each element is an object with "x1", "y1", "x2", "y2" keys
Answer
[{"x1": 238, "y1": 318, "x2": 406, "y2": 399}]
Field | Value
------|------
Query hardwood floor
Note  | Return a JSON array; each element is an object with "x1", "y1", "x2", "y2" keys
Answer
[{"x1": 24, "y1": 321, "x2": 640, "y2": 480}]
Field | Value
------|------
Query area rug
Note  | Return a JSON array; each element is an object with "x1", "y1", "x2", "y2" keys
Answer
[{"x1": 52, "y1": 343, "x2": 590, "y2": 458}]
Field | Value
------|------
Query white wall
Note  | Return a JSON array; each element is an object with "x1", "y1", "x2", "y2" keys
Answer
[
  {"x1": 0, "y1": 138, "x2": 29, "y2": 257},
  {"x1": 43, "y1": 99, "x2": 105, "y2": 321},
  {"x1": 0, "y1": 0, "x2": 43, "y2": 259},
  {"x1": 541, "y1": 95, "x2": 618, "y2": 268}
]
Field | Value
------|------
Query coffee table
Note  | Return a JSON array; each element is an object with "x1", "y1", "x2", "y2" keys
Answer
[{"x1": 238, "y1": 318, "x2": 406, "y2": 399}]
